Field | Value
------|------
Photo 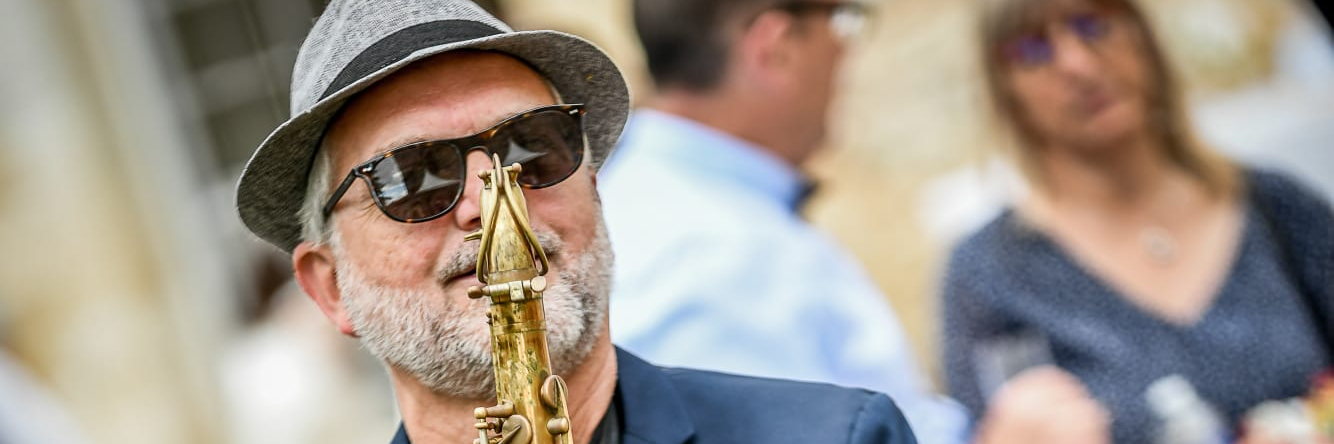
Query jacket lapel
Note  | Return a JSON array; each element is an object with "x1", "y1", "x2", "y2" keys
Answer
[{"x1": 615, "y1": 347, "x2": 696, "y2": 444}]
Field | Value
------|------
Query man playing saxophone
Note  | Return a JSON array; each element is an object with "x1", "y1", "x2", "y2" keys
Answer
[{"x1": 233, "y1": 0, "x2": 919, "y2": 443}]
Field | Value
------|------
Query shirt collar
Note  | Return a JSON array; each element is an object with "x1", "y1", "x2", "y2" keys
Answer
[{"x1": 617, "y1": 109, "x2": 813, "y2": 213}]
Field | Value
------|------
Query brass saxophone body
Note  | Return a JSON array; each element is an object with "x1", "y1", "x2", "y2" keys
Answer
[{"x1": 466, "y1": 154, "x2": 574, "y2": 444}]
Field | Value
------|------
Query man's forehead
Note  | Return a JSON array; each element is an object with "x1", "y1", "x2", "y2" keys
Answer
[{"x1": 325, "y1": 51, "x2": 558, "y2": 159}]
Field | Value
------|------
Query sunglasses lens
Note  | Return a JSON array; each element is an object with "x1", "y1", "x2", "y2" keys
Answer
[
  {"x1": 492, "y1": 109, "x2": 584, "y2": 188},
  {"x1": 369, "y1": 142, "x2": 465, "y2": 221},
  {"x1": 1069, "y1": 13, "x2": 1110, "y2": 42},
  {"x1": 1006, "y1": 34, "x2": 1053, "y2": 66}
]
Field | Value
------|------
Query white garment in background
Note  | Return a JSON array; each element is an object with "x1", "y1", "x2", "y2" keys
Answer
[{"x1": 599, "y1": 110, "x2": 968, "y2": 444}]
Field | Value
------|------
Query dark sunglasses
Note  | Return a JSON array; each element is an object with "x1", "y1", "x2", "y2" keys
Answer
[
  {"x1": 322, "y1": 104, "x2": 586, "y2": 223},
  {"x1": 1001, "y1": 11, "x2": 1116, "y2": 67}
]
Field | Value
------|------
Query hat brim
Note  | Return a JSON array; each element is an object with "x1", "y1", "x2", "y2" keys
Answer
[{"x1": 236, "y1": 30, "x2": 629, "y2": 253}]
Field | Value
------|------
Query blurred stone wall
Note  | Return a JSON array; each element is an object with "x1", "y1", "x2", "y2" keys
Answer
[{"x1": 0, "y1": 1, "x2": 233, "y2": 443}]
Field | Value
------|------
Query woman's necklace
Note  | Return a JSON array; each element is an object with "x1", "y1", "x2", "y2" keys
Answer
[
  {"x1": 1141, "y1": 225, "x2": 1177, "y2": 264},
  {"x1": 1036, "y1": 178, "x2": 1186, "y2": 266},
  {"x1": 1139, "y1": 179, "x2": 1191, "y2": 266}
]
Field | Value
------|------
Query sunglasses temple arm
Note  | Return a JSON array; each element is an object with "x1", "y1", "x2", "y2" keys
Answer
[{"x1": 323, "y1": 172, "x2": 361, "y2": 218}]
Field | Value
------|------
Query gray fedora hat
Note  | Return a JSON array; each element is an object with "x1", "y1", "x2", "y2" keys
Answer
[{"x1": 236, "y1": 0, "x2": 630, "y2": 253}]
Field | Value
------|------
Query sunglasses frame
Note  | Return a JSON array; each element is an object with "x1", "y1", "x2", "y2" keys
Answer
[
  {"x1": 772, "y1": 1, "x2": 873, "y2": 42},
  {"x1": 321, "y1": 103, "x2": 587, "y2": 223}
]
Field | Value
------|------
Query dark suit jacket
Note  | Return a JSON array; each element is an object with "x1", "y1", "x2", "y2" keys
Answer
[{"x1": 391, "y1": 348, "x2": 918, "y2": 443}]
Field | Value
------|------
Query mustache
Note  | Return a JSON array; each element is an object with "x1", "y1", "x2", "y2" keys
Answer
[{"x1": 436, "y1": 229, "x2": 565, "y2": 284}]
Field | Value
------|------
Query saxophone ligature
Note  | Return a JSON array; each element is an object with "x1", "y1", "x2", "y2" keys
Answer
[{"x1": 465, "y1": 154, "x2": 574, "y2": 444}]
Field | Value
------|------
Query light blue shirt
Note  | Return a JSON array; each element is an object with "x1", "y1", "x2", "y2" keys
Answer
[{"x1": 598, "y1": 110, "x2": 968, "y2": 444}]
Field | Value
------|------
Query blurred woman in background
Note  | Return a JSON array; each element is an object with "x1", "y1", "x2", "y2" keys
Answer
[{"x1": 941, "y1": 0, "x2": 1334, "y2": 442}]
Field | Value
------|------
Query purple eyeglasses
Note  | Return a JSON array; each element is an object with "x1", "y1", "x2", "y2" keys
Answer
[{"x1": 1001, "y1": 11, "x2": 1116, "y2": 67}]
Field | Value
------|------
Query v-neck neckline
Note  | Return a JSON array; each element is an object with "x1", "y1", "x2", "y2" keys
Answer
[{"x1": 1006, "y1": 204, "x2": 1255, "y2": 331}]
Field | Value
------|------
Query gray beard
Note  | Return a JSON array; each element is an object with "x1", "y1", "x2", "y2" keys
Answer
[{"x1": 333, "y1": 220, "x2": 612, "y2": 400}]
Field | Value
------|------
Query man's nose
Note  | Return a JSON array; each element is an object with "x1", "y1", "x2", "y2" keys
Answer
[{"x1": 451, "y1": 149, "x2": 496, "y2": 231}]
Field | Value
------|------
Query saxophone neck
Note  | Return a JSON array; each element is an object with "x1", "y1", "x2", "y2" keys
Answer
[{"x1": 467, "y1": 154, "x2": 574, "y2": 444}]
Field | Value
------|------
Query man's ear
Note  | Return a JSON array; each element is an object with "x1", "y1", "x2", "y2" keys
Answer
[
  {"x1": 293, "y1": 240, "x2": 358, "y2": 337},
  {"x1": 735, "y1": 10, "x2": 798, "y2": 90}
]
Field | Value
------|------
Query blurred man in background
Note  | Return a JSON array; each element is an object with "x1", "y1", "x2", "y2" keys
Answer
[{"x1": 599, "y1": 1, "x2": 967, "y2": 442}]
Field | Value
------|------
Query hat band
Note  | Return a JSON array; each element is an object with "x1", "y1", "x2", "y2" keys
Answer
[{"x1": 322, "y1": 20, "x2": 504, "y2": 100}]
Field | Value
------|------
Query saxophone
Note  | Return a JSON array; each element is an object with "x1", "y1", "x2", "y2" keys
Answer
[{"x1": 465, "y1": 154, "x2": 574, "y2": 444}]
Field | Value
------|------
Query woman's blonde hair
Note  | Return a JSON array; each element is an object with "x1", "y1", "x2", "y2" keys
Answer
[{"x1": 977, "y1": 0, "x2": 1240, "y2": 197}]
